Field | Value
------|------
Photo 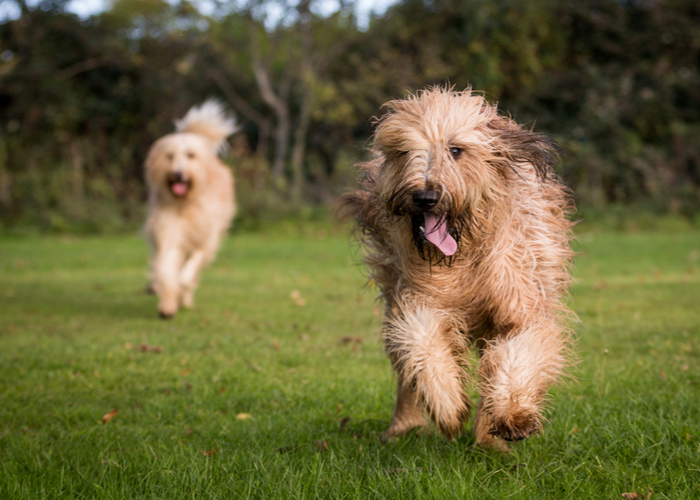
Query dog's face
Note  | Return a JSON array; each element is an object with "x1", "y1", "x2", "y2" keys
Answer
[
  {"x1": 145, "y1": 133, "x2": 215, "y2": 200},
  {"x1": 370, "y1": 88, "x2": 559, "y2": 262}
]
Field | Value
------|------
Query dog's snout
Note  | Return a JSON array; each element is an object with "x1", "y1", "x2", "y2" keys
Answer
[
  {"x1": 412, "y1": 190, "x2": 440, "y2": 211},
  {"x1": 168, "y1": 171, "x2": 184, "y2": 183}
]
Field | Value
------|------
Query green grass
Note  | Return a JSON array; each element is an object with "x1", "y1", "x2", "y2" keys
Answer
[{"x1": 1, "y1": 228, "x2": 699, "y2": 499}]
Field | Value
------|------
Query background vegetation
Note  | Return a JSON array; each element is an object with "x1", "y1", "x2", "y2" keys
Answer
[{"x1": 1, "y1": 0, "x2": 699, "y2": 232}]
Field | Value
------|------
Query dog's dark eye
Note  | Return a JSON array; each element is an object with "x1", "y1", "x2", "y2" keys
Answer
[
  {"x1": 186, "y1": 151, "x2": 196, "y2": 159},
  {"x1": 449, "y1": 147, "x2": 463, "y2": 159}
]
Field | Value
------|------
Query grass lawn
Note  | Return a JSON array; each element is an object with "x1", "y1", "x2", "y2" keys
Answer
[{"x1": 1, "y1": 226, "x2": 699, "y2": 499}]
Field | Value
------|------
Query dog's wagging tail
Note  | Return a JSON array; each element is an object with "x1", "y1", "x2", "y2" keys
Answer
[{"x1": 340, "y1": 87, "x2": 576, "y2": 450}]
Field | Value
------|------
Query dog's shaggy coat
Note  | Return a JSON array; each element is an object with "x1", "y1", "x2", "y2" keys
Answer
[
  {"x1": 341, "y1": 88, "x2": 575, "y2": 450},
  {"x1": 145, "y1": 100, "x2": 237, "y2": 318}
]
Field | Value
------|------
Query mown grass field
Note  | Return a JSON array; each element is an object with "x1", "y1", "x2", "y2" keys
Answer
[{"x1": 1, "y1": 226, "x2": 699, "y2": 499}]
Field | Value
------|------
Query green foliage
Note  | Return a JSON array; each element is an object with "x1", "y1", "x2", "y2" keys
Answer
[
  {"x1": 0, "y1": 0, "x2": 699, "y2": 232},
  {"x1": 0, "y1": 230, "x2": 699, "y2": 498}
]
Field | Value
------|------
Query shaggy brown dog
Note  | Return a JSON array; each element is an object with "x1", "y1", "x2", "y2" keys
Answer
[
  {"x1": 341, "y1": 88, "x2": 576, "y2": 450},
  {"x1": 145, "y1": 100, "x2": 237, "y2": 319}
]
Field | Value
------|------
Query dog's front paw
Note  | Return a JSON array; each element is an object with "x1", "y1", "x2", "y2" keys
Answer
[
  {"x1": 158, "y1": 299, "x2": 178, "y2": 319},
  {"x1": 489, "y1": 410, "x2": 542, "y2": 442},
  {"x1": 180, "y1": 289, "x2": 194, "y2": 309}
]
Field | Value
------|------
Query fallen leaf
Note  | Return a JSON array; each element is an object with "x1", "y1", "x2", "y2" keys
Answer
[
  {"x1": 313, "y1": 440, "x2": 330, "y2": 452},
  {"x1": 219, "y1": 386, "x2": 226, "y2": 393},
  {"x1": 592, "y1": 280, "x2": 608, "y2": 290},
  {"x1": 124, "y1": 342, "x2": 133, "y2": 349},
  {"x1": 184, "y1": 428, "x2": 193, "y2": 437},
  {"x1": 290, "y1": 290, "x2": 302, "y2": 300},
  {"x1": 340, "y1": 416, "x2": 351, "y2": 430},
  {"x1": 681, "y1": 365, "x2": 689, "y2": 371},
  {"x1": 249, "y1": 363, "x2": 262, "y2": 372},
  {"x1": 184, "y1": 382, "x2": 192, "y2": 391},
  {"x1": 509, "y1": 463, "x2": 527, "y2": 472},
  {"x1": 272, "y1": 339, "x2": 281, "y2": 350},
  {"x1": 340, "y1": 336, "x2": 363, "y2": 344},
  {"x1": 163, "y1": 389, "x2": 172, "y2": 395},
  {"x1": 199, "y1": 447, "x2": 218, "y2": 457},
  {"x1": 571, "y1": 427, "x2": 579, "y2": 433},
  {"x1": 300, "y1": 334, "x2": 310, "y2": 342},
  {"x1": 101, "y1": 409, "x2": 118, "y2": 424},
  {"x1": 180, "y1": 368, "x2": 191, "y2": 376},
  {"x1": 236, "y1": 413, "x2": 253, "y2": 420},
  {"x1": 621, "y1": 487, "x2": 652, "y2": 500},
  {"x1": 659, "y1": 369, "x2": 666, "y2": 379},
  {"x1": 336, "y1": 402, "x2": 342, "y2": 413},
  {"x1": 138, "y1": 343, "x2": 163, "y2": 353}
]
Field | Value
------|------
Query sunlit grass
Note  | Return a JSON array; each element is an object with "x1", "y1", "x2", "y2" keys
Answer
[{"x1": 1, "y1": 228, "x2": 699, "y2": 499}]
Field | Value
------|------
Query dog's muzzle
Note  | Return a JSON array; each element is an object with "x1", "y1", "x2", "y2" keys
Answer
[{"x1": 167, "y1": 171, "x2": 191, "y2": 197}]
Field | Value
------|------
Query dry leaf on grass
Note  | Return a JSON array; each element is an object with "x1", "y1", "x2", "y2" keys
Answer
[
  {"x1": 340, "y1": 336, "x2": 363, "y2": 344},
  {"x1": 621, "y1": 487, "x2": 652, "y2": 500},
  {"x1": 249, "y1": 363, "x2": 262, "y2": 372},
  {"x1": 138, "y1": 343, "x2": 163, "y2": 353},
  {"x1": 592, "y1": 280, "x2": 608, "y2": 290},
  {"x1": 101, "y1": 409, "x2": 118, "y2": 424},
  {"x1": 179, "y1": 368, "x2": 190, "y2": 376},
  {"x1": 235, "y1": 413, "x2": 253, "y2": 420},
  {"x1": 199, "y1": 447, "x2": 218, "y2": 457},
  {"x1": 340, "y1": 416, "x2": 351, "y2": 430},
  {"x1": 290, "y1": 290, "x2": 307, "y2": 306}
]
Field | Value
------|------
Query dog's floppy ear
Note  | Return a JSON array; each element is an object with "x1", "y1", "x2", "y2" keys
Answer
[{"x1": 488, "y1": 116, "x2": 563, "y2": 181}]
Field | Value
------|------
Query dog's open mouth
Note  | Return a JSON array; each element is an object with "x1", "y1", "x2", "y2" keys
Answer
[
  {"x1": 167, "y1": 174, "x2": 192, "y2": 197},
  {"x1": 416, "y1": 213, "x2": 458, "y2": 256}
]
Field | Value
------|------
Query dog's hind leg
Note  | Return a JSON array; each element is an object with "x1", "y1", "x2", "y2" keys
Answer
[
  {"x1": 383, "y1": 374, "x2": 428, "y2": 440},
  {"x1": 475, "y1": 319, "x2": 567, "y2": 446},
  {"x1": 383, "y1": 302, "x2": 471, "y2": 440}
]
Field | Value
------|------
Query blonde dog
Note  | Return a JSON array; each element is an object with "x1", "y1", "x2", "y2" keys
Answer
[
  {"x1": 341, "y1": 88, "x2": 576, "y2": 450},
  {"x1": 145, "y1": 100, "x2": 237, "y2": 318}
]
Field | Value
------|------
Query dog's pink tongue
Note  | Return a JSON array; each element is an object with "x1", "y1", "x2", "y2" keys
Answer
[
  {"x1": 424, "y1": 214, "x2": 457, "y2": 256},
  {"x1": 171, "y1": 182, "x2": 189, "y2": 196}
]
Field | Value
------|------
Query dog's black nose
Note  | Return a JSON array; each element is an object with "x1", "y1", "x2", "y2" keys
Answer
[
  {"x1": 168, "y1": 171, "x2": 184, "y2": 183},
  {"x1": 412, "y1": 190, "x2": 440, "y2": 211}
]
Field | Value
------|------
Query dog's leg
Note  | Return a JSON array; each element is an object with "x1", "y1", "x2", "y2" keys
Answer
[
  {"x1": 179, "y1": 233, "x2": 221, "y2": 308},
  {"x1": 475, "y1": 319, "x2": 567, "y2": 445},
  {"x1": 153, "y1": 246, "x2": 184, "y2": 319},
  {"x1": 383, "y1": 374, "x2": 428, "y2": 440},
  {"x1": 179, "y1": 249, "x2": 206, "y2": 309},
  {"x1": 383, "y1": 303, "x2": 471, "y2": 440}
]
